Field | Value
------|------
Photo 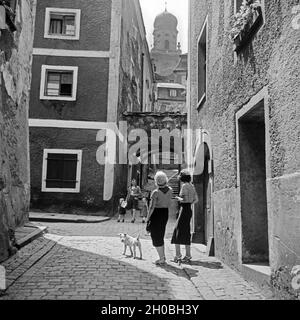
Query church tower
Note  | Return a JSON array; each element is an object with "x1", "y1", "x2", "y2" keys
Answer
[{"x1": 151, "y1": 8, "x2": 182, "y2": 78}]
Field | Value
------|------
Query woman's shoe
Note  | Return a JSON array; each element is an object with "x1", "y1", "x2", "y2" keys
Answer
[
  {"x1": 117, "y1": 219, "x2": 120, "y2": 223},
  {"x1": 181, "y1": 256, "x2": 192, "y2": 263},
  {"x1": 131, "y1": 219, "x2": 135, "y2": 223},
  {"x1": 122, "y1": 219, "x2": 125, "y2": 223},
  {"x1": 155, "y1": 258, "x2": 166, "y2": 265},
  {"x1": 173, "y1": 255, "x2": 182, "y2": 263}
]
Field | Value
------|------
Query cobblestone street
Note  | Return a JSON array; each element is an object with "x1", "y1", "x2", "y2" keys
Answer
[{"x1": 0, "y1": 217, "x2": 273, "y2": 300}]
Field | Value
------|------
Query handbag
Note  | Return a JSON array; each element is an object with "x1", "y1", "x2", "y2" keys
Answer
[
  {"x1": 121, "y1": 200, "x2": 127, "y2": 209},
  {"x1": 146, "y1": 220, "x2": 151, "y2": 232}
]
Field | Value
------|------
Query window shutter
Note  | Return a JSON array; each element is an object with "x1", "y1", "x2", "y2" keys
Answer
[
  {"x1": 45, "y1": 153, "x2": 78, "y2": 189},
  {"x1": 46, "y1": 72, "x2": 60, "y2": 96},
  {"x1": 64, "y1": 16, "x2": 75, "y2": 36},
  {"x1": 60, "y1": 72, "x2": 73, "y2": 96},
  {"x1": 49, "y1": 18, "x2": 63, "y2": 34},
  {"x1": 62, "y1": 154, "x2": 78, "y2": 189},
  {"x1": 61, "y1": 73, "x2": 73, "y2": 84}
]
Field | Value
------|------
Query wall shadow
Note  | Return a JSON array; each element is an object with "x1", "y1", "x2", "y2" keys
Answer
[{"x1": 1, "y1": 238, "x2": 184, "y2": 300}]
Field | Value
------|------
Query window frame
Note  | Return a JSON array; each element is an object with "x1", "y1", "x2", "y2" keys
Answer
[
  {"x1": 42, "y1": 149, "x2": 82, "y2": 193},
  {"x1": 40, "y1": 65, "x2": 78, "y2": 101},
  {"x1": 234, "y1": 0, "x2": 244, "y2": 14},
  {"x1": 44, "y1": 7, "x2": 81, "y2": 40},
  {"x1": 197, "y1": 16, "x2": 208, "y2": 109}
]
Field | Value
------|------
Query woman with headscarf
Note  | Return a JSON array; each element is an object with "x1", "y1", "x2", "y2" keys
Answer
[
  {"x1": 146, "y1": 171, "x2": 173, "y2": 265},
  {"x1": 171, "y1": 170, "x2": 198, "y2": 263}
]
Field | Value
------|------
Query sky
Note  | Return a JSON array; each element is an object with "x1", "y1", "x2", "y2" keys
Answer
[{"x1": 139, "y1": 0, "x2": 189, "y2": 53}]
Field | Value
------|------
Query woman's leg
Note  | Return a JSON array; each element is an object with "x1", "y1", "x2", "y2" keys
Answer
[
  {"x1": 131, "y1": 209, "x2": 136, "y2": 222},
  {"x1": 175, "y1": 244, "x2": 181, "y2": 258},
  {"x1": 155, "y1": 246, "x2": 165, "y2": 264},
  {"x1": 185, "y1": 245, "x2": 191, "y2": 258}
]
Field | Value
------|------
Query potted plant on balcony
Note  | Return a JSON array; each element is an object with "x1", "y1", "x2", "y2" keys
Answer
[{"x1": 230, "y1": 0, "x2": 262, "y2": 52}]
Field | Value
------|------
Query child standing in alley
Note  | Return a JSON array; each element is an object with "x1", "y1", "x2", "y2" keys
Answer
[{"x1": 117, "y1": 198, "x2": 127, "y2": 223}]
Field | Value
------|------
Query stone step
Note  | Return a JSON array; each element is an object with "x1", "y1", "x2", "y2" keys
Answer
[
  {"x1": 29, "y1": 212, "x2": 110, "y2": 224},
  {"x1": 241, "y1": 263, "x2": 273, "y2": 294},
  {"x1": 15, "y1": 223, "x2": 47, "y2": 249}
]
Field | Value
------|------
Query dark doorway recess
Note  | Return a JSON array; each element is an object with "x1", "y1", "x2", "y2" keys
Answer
[{"x1": 238, "y1": 100, "x2": 269, "y2": 264}]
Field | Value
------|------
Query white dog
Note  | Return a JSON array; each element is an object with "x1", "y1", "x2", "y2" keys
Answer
[{"x1": 119, "y1": 233, "x2": 142, "y2": 260}]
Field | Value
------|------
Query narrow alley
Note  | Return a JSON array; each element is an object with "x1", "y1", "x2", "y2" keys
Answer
[{"x1": 0, "y1": 0, "x2": 299, "y2": 303}]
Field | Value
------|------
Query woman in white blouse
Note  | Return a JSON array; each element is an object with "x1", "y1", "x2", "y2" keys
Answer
[{"x1": 171, "y1": 170, "x2": 198, "y2": 263}]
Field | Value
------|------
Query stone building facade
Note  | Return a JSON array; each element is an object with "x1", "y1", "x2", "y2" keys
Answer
[
  {"x1": 0, "y1": 0, "x2": 35, "y2": 262},
  {"x1": 154, "y1": 83, "x2": 186, "y2": 113},
  {"x1": 188, "y1": 0, "x2": 300, "y2": 298},
  {"x1": 29, "y1": 0, "x2": 154, "y2": 214}
]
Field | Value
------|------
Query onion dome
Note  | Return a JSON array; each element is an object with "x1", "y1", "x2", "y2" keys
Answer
[{"x1": 154, "y1": 9, "x2": 178, "y2": 29}]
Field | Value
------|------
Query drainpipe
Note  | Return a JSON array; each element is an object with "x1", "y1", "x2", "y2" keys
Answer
[
  {"x1": 140, "y1": 53, "x2": 144, "y2": 111},
  {"x1": 139, "y1": 53, "x2": 145, "y2": 187}
]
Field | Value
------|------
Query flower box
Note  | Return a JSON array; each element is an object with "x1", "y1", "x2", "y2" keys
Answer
[
  {"x1": 234, "y1": 6, "x2": 263, "y2": 53},
  {"x1": 0, "y1": 1, "x2": 16, "y2": 33}
]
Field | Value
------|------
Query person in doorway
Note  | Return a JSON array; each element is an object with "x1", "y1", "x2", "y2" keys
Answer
[
  {"x1": 171, "y1": 170, "x2": 198, "y2": 263},
  {"x1": 146, "y1": 171, "x2": 173, "y2": 265},
  {"x1": 127, "y1": 179, "x2": 142, "y2": 223}
]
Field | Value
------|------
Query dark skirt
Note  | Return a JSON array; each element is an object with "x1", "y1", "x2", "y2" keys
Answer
[
  {"x1": 118, "y1": 207, "x2": 126, "y2": 216},
  {"x1": 127, "y1": 196, "x2": 139, "y2": 210},
  {"x1": 148, "y1": 208, "x2": 168, "y2": 247},
  {"x1": 171, "y1": 203, "x2": 192, "y2": 245}
]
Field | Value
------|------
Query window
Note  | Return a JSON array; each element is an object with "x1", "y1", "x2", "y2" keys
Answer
[
  {"x1": 42, "y1": 149, "x2": 82, "y2": 193},
  {"x1": 44, "y1": 8, "x2": 81, "y2": 40},
  {"x1": 49, "y1": 14, "x2": 75, "y2": 36},
  {"x1": 170, "y1": 89, "x2": 177, "y2": 97},
  {"x1": 197, "y1": 18, "x2": 207, "y2": 108},
  {"x1": 165, "y1": 40, "x2": 170, "y2": 50},
  {"x1": 234, "y1": 0, "x2": 244, "y2": 14},
  {"x1": 40, "y1": 65, "x2": 78, "y2": 101}
]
